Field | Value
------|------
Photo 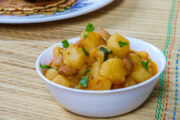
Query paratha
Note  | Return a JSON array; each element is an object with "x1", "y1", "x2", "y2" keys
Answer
[{"x1": 0, "y1": 0, "x2": 76, "y2": 15}]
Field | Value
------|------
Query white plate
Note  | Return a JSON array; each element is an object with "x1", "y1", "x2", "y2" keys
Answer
[{"x1": 0, "y1": 0, "x2": 113, "y2": 24}]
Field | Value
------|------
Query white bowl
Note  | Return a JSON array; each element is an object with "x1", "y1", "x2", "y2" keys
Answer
[{"x1": 36, "y1": 37, "x2": 166, "y2": 118}]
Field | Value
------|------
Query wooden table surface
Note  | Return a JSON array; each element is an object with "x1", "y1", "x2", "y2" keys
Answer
[{"x1": 0, "y1": 0, "x2": 180, "y2": 119}]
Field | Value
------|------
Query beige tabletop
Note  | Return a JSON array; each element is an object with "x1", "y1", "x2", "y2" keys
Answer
[{"x1": 0, "y1": 0, "x2": 180, "y2": 119}]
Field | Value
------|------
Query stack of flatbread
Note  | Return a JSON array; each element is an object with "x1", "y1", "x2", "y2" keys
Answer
[{"x1": 0, "y1": 0, "x2": 76, "y2": 16}]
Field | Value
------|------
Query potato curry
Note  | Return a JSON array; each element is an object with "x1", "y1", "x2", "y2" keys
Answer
[{"x1": 40, "y1": 23, "x2": 158, "y2": 90}]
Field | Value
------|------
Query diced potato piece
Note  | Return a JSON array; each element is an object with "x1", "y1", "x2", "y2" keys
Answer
[
  {"x1": 107, "y1": 33, "x2": 130, "y2": 58},
  {"x1": 129, "y1": 53, "x2": 152, "y2": 83},
  {"x1": 49, "y1": 55, "x2": 63, "y2": 69},
  {"x1": 98, "y1": 45, "x2": 113, "y2": 62},
  {"x1": 100, "y1": 58, "x2": 127, "y2": 85},
  {"x1": 58, "y1": 65, "x2": 78, "y2": 76},
  {"x1": 81, "y1": 32, "x2": 105, "y2": 53},
  {"x1": 149, "y1": 60, "x2": 158, "y2": 75},
  {"x1": 123, "y1": 56, "x2": 133, "y2": 75},
  {"x1": 108, "y1": 53, "x2": 115, "y2": 59},
  {"x1": 99, "y1": 28, "x2": 111, "y2": 41},
  {"x1": 68, "y1": 77, "x2": 80, "y2": 88},
  {"x1": 130, "y1": 50, "x2": 137, "y2": 54},
  {"x1": 75, "y1": 65, "x2": 88, "y2": 79},
  {"x1": 97, "y1": 50, "x2": 105, "y2": 64},
  {"x1": 85, "y1": 76, "x2": 112, "y2": 90},
  {"x1": 124, "y1": 77, "x2": 136, "y2": 87},
  {"x1": 89, "y1": 48, "x2": 99, "y2": 58},
  {"x1": 137, "y1": 51, "x2": 149, "y2": 60},
  {"x1": 87, "y1": 47, "x2": 105, "y2": 65},
  {"x1": 129, "y1": 53, "x2": 139, "y2": 63},
  {"x1": 86, "y1": 48, "x2": 99, "y2": 66},
  {"x1": 45, "y1": 69, "x2": 58, "y2": 81},
  {"x1": 63, "y1": 44, "x2": 85, "y2": 69},
  {"x1": 90, "y1": 61, "x2": 102, "y2": 77},
  {"x1": 111, "y1": 84, "x2": 124, "y2": 89},
  {"x1": 52, "y1": 75, "x2": 70, "y2": 87},
  {"x1": 75, "y1": 40, "x2": 84, "y2": 48},
  {"x1": 53, "y1": 46, "x2": 62, "y2": 58},
  {"x1": 131, "y1": 67, "x2": 152, "y2": 83}
]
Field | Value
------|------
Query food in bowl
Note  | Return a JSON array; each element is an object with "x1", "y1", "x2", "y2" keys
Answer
[
  {"x1": 36, "y1": 27, "x2": 166, "y2": 117},
  {"x1": 40, "y1": 23, "x2": 158, "y2": 91}
]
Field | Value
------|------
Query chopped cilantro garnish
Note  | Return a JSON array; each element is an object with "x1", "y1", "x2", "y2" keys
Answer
[
  {"x1": 83, "y1": 69, "x2": 90, "y2": 76},
  {"x1": 138, "y1": 55, "x2": 142, "y2": 58},
  {"x1": 141, "y1": 59, "x2": 151, "y2": 71},
  {"x1": 78, "y1": 76, "x2": 89, "y2": 89},
  {"x1": 98, "y1": 47, "x2": 112, "y2": 61},
  {"x1": 40, "y1": 63, "x2": 52, "y2": 69},
  {"x1": 118, "y1": 41, "x2": 129, "y2": 47},
  {"x1": 84, "y1": 32, "x2": 88, "y2": 38},
  {"x1": 62, "y1": 40, "x2": 69, "y2": 48},
  {"x1": 81, "y1": 48, "x2": 89, "y2": 56},
  {"x1": 84, "y1": 23, "x2": 95, "y2": 38},
  {"x1": 85, "y1": 23, "x2": 95, "y2": 32}
]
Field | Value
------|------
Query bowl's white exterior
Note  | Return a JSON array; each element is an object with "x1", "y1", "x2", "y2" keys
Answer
[{"x1": 36, "y1": 37, "x2": 166, "y2": 117}]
